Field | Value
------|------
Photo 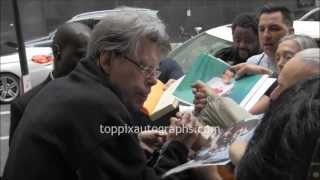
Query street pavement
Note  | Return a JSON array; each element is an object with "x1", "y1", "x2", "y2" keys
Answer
[{"x1": 0, "y1": 104, "x2": 10, "y2": 177}]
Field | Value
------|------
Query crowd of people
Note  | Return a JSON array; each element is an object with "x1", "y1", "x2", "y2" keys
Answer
[{"x1": 2, "y1": 4, "x2": 319, "y2": 180}]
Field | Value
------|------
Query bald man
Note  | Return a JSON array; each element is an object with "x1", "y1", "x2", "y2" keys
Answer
[
  {"x1": 51, "y1": 22, "x2": 91, "y2": 77},
  {"x1": 9, "y1": 22, "x2": 91, "y2": 145}
]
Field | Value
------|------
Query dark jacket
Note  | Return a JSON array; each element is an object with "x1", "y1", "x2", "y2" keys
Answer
[
  {"x1": 9, "y1": 75, "x2": 52, "y2": 146},
  {"x1": 3, "y1": 58, "x2": 189, "y2": 180},
  {"x1": 214, "y1": 47, "x2": 245, "y2": 65}
]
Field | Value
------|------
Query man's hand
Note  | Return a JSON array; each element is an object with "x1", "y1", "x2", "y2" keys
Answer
[
  {"x1": 192, "y1": 81, "x2": 215, "y2": 114},
  {"x1": 167, "y1": 112, "x2": 199, "y2": 148},
  {"x1": 138, "y1": 130, "x2": 167, "y2": 151},
  {"x1": 228, "y1": 141, "x2": 248, "y2": 167},
  {"x1": 230, "y1": 63, "x2": 273, "y2": 79},
  {"x1": 192, "y1": 166, "x2": 223, "y2": 180}
]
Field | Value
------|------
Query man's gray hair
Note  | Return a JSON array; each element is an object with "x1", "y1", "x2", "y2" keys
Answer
[
  {"x1": 279, "y1": 34, "x2": 318, "y2": 50},
  {"x1": 296, "y1": 48, "x2": 320, "y2": 72},
  {"x1": 87, "y1": 7, "x2": 169, "y2": 60}
]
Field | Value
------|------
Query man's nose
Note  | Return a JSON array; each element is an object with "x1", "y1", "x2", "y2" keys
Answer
[{"x1": 262, "y1": 29, "x2": 271, "y2": 39}]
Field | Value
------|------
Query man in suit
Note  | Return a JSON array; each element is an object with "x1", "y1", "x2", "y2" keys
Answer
[
  {"x1": 3, "y1": 7, "x2": 198, "y2": 180},
  {"x1": 9, "y1": 22, "x2": 91, "y2": 145}
]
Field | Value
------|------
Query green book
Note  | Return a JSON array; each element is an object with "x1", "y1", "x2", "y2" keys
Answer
[{"x1": 173, "y1": 53, "x2": 275, "y2": 111}]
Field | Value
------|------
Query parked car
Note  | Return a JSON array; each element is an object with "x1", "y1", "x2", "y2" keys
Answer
[
  {"x1": 168, "y1": 20, "x2": 320, "y2": 72},
  {"x1": 23, "y1": 9, "x2": 157, "y2": 48},
  {"x1": 0, "y1": 47, "x2": 53, "y2": 103},
  {"x1": 0, "y1": 9, "x2": 157, "y2": 103},
  {"x1": 298, "y1": 7, "x2": 320, "y2": 21}
]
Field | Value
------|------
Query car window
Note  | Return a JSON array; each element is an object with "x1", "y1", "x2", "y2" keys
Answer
[
  {"x1": 169, "y1": 33, "x2": 232, "y2": 72},
  {"x1": 34, "y1": 41, "x2": 53, "y2": 47},
  {"x1": 298, "y1": 8, "x2": 320, "y2": 21},
  {"x1": 307, "y1": 10, "x2": 320, "y2": 21},
  {"x1": 26, "y1": 19, "x2": 98, "y2": 49}
]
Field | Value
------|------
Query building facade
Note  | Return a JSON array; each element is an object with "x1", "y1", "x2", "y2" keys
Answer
[{"x1": 0, "y1": 0, "x2": 316, "y2": 55}]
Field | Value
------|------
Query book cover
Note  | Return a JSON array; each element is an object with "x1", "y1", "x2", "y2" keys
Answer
[
  {"x1": 141, "y1": 80, "x2": 165, "y2": 115},
  {"x1": 142, "y1": 78, "x2": 183, "y2": 121},
  {"x1": 173, "y1": 53, "x2": 275, "y2": 111},
  {"x1": 173, "y1": 54, "x2": 229, "y2": 105}
]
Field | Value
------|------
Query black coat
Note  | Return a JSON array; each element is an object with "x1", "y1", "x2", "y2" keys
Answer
[
  {"x1": 3, "y1": 58, "x2": 189, "y2": 180},
  {"x1": 9, "y1": 75, "x2": 52, "y2": 146},
  {"x1": 214, "y1": 47, "x2": 245, "y2": 65}
]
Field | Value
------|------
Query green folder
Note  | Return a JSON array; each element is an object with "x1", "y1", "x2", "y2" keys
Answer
[{"x1": 173, "y1": 53, "x2": 262, "y2": 105}]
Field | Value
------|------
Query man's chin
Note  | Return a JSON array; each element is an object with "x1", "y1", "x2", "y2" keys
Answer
[
  {"x1": 238, "y1": 50, "x2": 249, "y2": 60},
  {"x1": 263, "y1": 47, "x2": 275, "y2": 57},
  {"x1": 239, "y1": 53, "x2": 249, "y2": 61}
]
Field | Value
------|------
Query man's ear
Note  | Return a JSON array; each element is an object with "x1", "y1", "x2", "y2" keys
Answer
[{"x1": 99, "y1": 51, "x2": 113, "y2": 73}]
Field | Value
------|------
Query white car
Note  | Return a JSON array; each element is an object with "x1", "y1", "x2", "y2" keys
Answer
[
  {"x1": 168, "y1": 20, "x2": 320, "y2": 72},
  {"x1": 0, "y1": 47, "x2": 53, "y2": 103},
  {"x1": 25, "y1": 9, "x2": 158, "y2": 48},
  {"x1": 0, "y1": 9, "x2": 157, "y2": 103},
  {"x1": 298, "y1": 7, "x2": 320, "y2": 21}
]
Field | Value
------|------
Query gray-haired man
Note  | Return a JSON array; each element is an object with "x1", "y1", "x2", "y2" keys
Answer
[{"x1": 3, "y1": 7, "x2": 197, "y2": 180}]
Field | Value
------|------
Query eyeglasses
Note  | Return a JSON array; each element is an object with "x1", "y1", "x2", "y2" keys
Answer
[{"x1": 123, "y1": 55, "x2": 161, "y2": 78}]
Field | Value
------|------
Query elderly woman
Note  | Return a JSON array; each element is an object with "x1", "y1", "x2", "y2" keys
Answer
[
  {"x1": 237, "y1": 75, "x2": 320, "y2": 180},
  {"x1": 192, "y1": 49, "x2": 320, "y2": 180},
  {"x1": 249, "y1": 34, "x2": 318, "y2": 114},
  {"x1": 229, "y1": 48, "x2": 320, "y2": 167},
  {"x1": 193, "y1": 35, "x2": 317, "y2": 128},
  {"x1": 193, "y1": 35, "x2": 317, "y2": 121}
]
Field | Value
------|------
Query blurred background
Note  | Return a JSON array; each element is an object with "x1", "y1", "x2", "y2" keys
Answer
[{"x1": 0, "y1": 0, "x2": 318, "y2": 55}]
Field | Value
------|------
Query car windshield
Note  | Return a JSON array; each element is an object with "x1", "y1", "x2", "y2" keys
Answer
[
  {"x1": 169, "y1": 33, "x2": 232, "y2": 72},
  {"x1": 298, "y1": 8, "x2": 320, "y2": 21}
]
